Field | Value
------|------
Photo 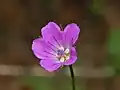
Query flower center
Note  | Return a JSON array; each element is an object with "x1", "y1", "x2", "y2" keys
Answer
[{"x1": 56, "y1": 47, "x2": 70, "y2": 62}]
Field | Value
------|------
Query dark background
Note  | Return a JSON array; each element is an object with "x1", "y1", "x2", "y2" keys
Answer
[{"x1": 0, "y1": 0, "x2": 120, "y2": 90}]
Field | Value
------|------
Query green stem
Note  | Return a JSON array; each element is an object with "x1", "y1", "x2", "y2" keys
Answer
[{"x1": 69, "y1": 65, "x2": 75, "y2": 90}]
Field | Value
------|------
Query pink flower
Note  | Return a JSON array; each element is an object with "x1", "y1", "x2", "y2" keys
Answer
[{"x1": 32, "y1": 22, "x2": 80, "y2": 72}]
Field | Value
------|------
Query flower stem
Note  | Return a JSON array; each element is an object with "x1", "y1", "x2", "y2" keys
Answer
[{"x1": 69, "y1": 65, "x2": 75, "y2": 90}]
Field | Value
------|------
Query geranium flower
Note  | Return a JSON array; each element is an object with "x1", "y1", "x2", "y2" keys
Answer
[{"x1": 32, "y1": 22, "x2": 80, "y2": 72}]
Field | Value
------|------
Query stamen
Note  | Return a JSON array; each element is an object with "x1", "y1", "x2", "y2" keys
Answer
[
  {"x1": 64, "y1": 48, "x2": 70, "y2": 54},
  {"x1": 56, "y1": 48, "x2": 70, "y2": 62},
  {"x1": 60, "y1": 57, "x2": 65, "y2": 62},
  {"x1": 65, "y1": 55, "x2": 70, "y2": 60},
  {"x1": 59, "y1": 47, "x2": 64, "y2": 51}
]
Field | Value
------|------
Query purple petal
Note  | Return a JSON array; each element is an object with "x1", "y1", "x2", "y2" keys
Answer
[
  {"x1": 32, "y1": 38, "x2": 56, "y2": 59},
  {"x1": 64, "y1": 47, "x2": 77, "y2": 65},
  {"x1": 63, "y1": 23, "x2": 80, "y2": 47},
  {"x1": 41, "y1": 22, "x2": 63, "y2": 48},
  {"x1": 40, "y1": 59, "x2": 62, "y2": 72}
]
